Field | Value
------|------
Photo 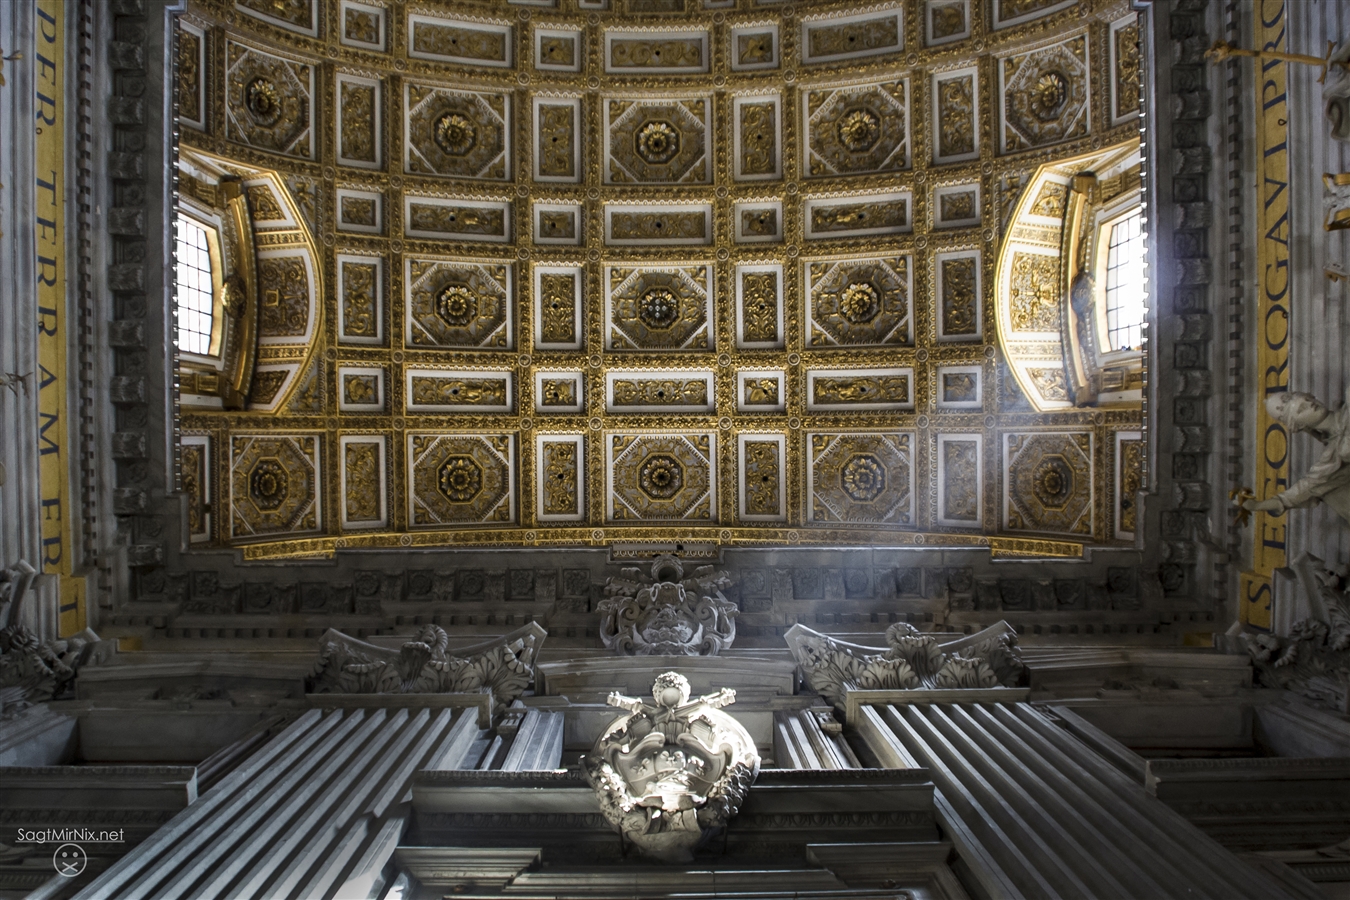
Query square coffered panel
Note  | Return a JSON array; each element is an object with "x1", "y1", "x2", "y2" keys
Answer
[
  {"x1": 405, "y1": 259, "x2": 513, "y2": 349},
  {"x1": 803, "y1": 80, "x2": 909, "y2": 177},
  {"x1": 809, "y1": 432, "x2": 914, "y2": 525},
  {"x1": 408, "y1": 433, "x2": 516, "y2": 528},
  {"x1": 403, "y1": 83, "x2": 510, "y2": 179},
  {"x1": 230, "y1": 434, "x2": 322, "y2": 540},
  {"x1": 607, "y1": 433, "x2": 717, "y2": 522},
  {"x1": 1003, "y1": 431, "x2": 1093, "y2": 536},
  {"x1": 605, "y1": 264, "x2": 713, "y2": 351},
  {"x1": 805, "y1": 257, "x2": 912, "y2": 348},
  {"x1": 603, "y1": 96, "x2": 711, "y2": 184}
]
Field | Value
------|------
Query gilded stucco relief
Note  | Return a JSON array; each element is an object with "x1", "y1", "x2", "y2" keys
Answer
[
  {"x1": 229, "y1": 435, "x2": 321, "y2": 539},
  {"x1": 405, "y1": 260, "x2": 512, "y2": 349},
  {"x1": 408, "y1": 434, "x2": 515, "y2": 527},
  {"x1": 804, "y1": 81, "x2": 908, "y2": 178},
  {"x1": 1000, "y1": 34, "x2": 1090, "y2": 152},
  {"x1": 1004, "y1": 432, "x2": 1093, "y2": 536},
  {"x1": 608, "y1": 434, "x2": 716, "y2": 522},
  {"x1": 177, "y1": 0, "x2": 1142, "y2": 557}
]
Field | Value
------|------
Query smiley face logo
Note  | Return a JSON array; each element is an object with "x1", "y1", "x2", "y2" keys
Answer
[{"x1": 53, "y1": 844, "x2": 86, "y2": 877}]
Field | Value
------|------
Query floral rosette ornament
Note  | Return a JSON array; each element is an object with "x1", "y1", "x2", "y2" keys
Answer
[{"x1": 583, "y1": 672, "x2": 760, "y2": 862}]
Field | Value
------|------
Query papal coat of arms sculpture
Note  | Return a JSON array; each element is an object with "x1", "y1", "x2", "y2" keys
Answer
[{"x1": 583, "y1": 671, "x2": 760, "y2": 862}]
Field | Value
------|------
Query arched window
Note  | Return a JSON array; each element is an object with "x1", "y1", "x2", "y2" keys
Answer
[
  {"x1": 1102, "y1": 209, "x2": 1145, "y2": 352},
  {"x1": 175, "y1": 214, "x2": 220, "y2": 356}
]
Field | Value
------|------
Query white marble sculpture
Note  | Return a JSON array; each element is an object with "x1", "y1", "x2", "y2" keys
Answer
[
  {"x1": 598, "y1": 555, "x2": 737, "y2": 656},
  {"x1": 583, "y1": 671, "x2": 759, "y2": 862},
  {"x1": 1244, "y1": 553, "x2": 1350, "y2": 712},
  {"x1": 307, "y1": 621, "x2": 545, "y2": 716},
  {"x1": 1235, "y1": 388, "x2": 1350, "y2": 526}
]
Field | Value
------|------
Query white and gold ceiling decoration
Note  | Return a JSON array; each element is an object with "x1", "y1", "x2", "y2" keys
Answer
[{"x1": 175, "y1": 0, "x2": 1144, "y2": 560}]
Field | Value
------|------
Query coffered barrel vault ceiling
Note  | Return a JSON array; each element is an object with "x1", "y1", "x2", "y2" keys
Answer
[{"x1": 174, "y1": 0, "x2": 1144, "y2": 560}]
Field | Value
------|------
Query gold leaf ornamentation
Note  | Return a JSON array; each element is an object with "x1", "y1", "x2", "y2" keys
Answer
[
  {"x1": 409, "y1": 434, "x2": 514, "y2": 526},
  {"x1": 542, "y1": 441, "x2": 580, "y2": 517},
  {"x1": 339, "y1": 81, "x2": 377, "y2": 163},
  {"x1": 225, "y1": 42, "x2": 311, "y2": 158},
  {"x1": 405, "y1": 84, "x2": 508, "y2": 179},
  {"x1": 610, "y1": 434, "x2": 713, "y2": 522},
  {"x1": 607, "y1": 98, "x2": 708, "y2": 184},
  {"x1": 804, "y1": 15, "x2": 901, "y2": 61},
  {"x1": 807, "y1": 257, "x2": 910, "y2": 347},
  {"x1": 812, "y1": 375, "x2": 910, "y2": 406},
  {"x1": 1008, "y1": 253, "x2": 1060, "y2": 332},
  {"x1": 410, "y1": 376, "x2": 509, "y2": 408},
  {"x1": 411, "y1": 21, "x2": 508, "y2": 64},
  {"x1": 942, "y1": 372, "x2": 979, "y2": 404},
  {"x1": 1028, "y1": 367, "x2": 1069, "y2": 402},
  {"x1": 539, "y1": 273, "x2": 577, "y2": 345},
  {"x1": 341, "y1": 262, "x2": 378, "y2": 339},
  {"x1": 608, "y1": 266, "x2": 710, "y2": 351},
  {"x1": 237, "y1": 0, "x2": 312, "y2": 29},
  {"x1": 1005, "y1": 432, "x2": 1092, "y2": 535},
  {"x1": 937, "y1": 75, "x2": 975, "y2": 158},
  {"x1": 810, "y1": 433, "x2": 912, "y2": 524},
  {"x1": 737, "y1": 101, "x2": 777, "y2": 177},
  {"x1": 177, "y1": 28, "x2": 201, "y2": 123},
  {"x1": 1003, "y1": 36, "x2": 1089, "y2": 151},
  {"x1": 539, "y1": 379, "x2": 577, "y2": 407},
  {"x1": 1119, "y1": 438, "x2": 1143, "y2": 534},
  {"x1": 537, "y1": 103, "x2": 576, "y2": 179},
  {"x1": 742, "y1": 440, "x2": 781, "y2": 517},
  {"x1": 942, "y1": 440, "x2": 980, "y2": 522},
  {"x1": 1114, "y1": 22, "x2": 1141, "y2": 119},
  {"x1": 182, "y1": 442, "x2": 208, "y2": 538},
  {"x1": 344, "y1": 7, "x2": 379, "y2": 43},
  {"x1": 608, "y1": 38, "x2": 704, "y2": 70},
  {"x1": 612, "y1": 378, "x2": 709, "y2": 409},
  {"x1": 340, "y1": 196, "x2": 376, "y2": 228},
  {"x1": 230, "y1": 435, "x2": 320, "y2": 538},
  {"x1": 344, "y1": 442, "x2": 381, "y2": 523},
  {"x1": 805, "y1": 81, "x2": 907, "y2": 177},
  {"x1": 257, "y1": 255, "x2": 309, "y2": 338},
  {"x1": 407, "y1": 260, "x2": 510, "y2": 348},
  {"x1": 740, "y1": 272, "x2": 779, "y2": 345},
  {"x1": 940, "y1": 257, "x2": 979, "y2": 336}
]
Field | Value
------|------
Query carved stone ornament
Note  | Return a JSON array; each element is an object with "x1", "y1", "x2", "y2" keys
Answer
[
  {"x1": 784, "y1": 621, "x2": 1026, "y2": 710},
  {"x1": 1237, "y1": 387, "x2": 1350, "y2": 526},
  {"x1": 1243, "y1": 553, "x2": 1350, "y2": 712},
  {"x1": 0, "y1": 561, "x2": 108, "y2": 711},
  {"x1": 307, "y1": 621, "x2": 545, "y2": 715},
  {"x1": 583, "y1": 671, "x2": 759, "y2": 863},
  {"x1": 598, "y1": 555, "x2": 737, "y2": 656}
]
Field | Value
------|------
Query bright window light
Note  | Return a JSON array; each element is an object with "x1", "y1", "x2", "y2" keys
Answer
[
  {"x1": 1104, "y1": 211, "x2": 1145, "y2": 352},
  {"x1": 175, "y1": 215, "x2": 216, "y2": 356}
]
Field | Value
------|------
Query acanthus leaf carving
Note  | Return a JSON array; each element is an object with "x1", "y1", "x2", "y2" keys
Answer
[
  {"x1": 583, "y1": 671, "x2": 759, "y2": 863},
  {"x1": 598, "y1": 555, "x2": 736, "y2": 656},
  {"x1": 307, "y1": 621, "x2": 546, "y2": 716},
  {"x1": 784, "y1": 620, "x2": 1025, "y2": 710}
]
